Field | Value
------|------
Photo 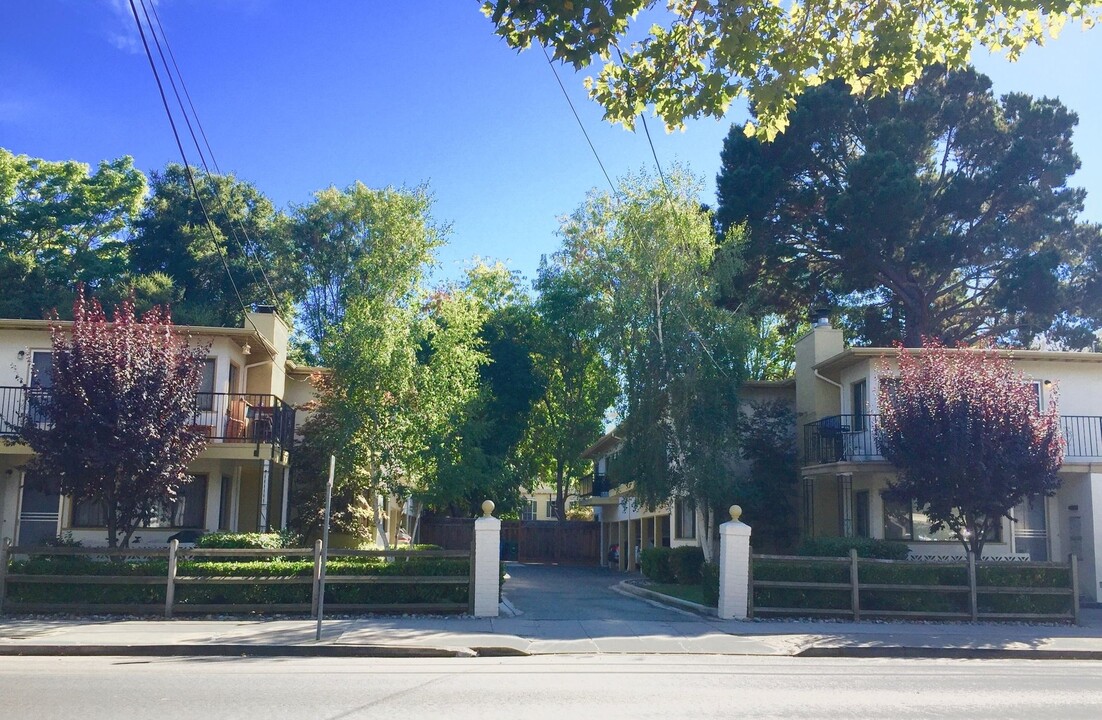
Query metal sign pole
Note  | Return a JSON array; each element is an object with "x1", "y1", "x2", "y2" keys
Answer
[{"x1": 315, "y1": 455, "x2": 335, "y2": 642}]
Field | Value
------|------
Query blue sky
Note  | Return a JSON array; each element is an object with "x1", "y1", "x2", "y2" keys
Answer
[{"x1": 2, "y1": 2, "x2": 1100, "y2": 285}]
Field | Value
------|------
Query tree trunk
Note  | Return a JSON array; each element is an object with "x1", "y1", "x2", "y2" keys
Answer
[
  {"x1": 410, "y1": 500, "x2": 423, "y2": 545},
  {"x1": 372, "y1": 494, "x2": 390, "y2": 550},
  {"x1": 555, "y1": 459, "x2": 567, "y2": 522},
  {"x1": 902, "y1": 298, "x2": 931, "y2": 348},
  {"x1": 695, "y1": 505, "x2": 715, "y2": 564}
]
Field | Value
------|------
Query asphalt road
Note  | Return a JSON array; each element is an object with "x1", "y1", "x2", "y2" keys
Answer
[
  {"x1": 503, "y1": 562, "x2": 686, "y2": 620},
  {"x1": 3, "y1": 656, "x2": 1102, "y2": 719}
]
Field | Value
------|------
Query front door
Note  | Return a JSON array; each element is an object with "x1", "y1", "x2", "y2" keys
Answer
[
  {"x1": 17, "y1": 475, "x2": 61, "y2": 546},
  {"x1": 1013, "y1": 496, "x2": 1049, "y2": 561}
]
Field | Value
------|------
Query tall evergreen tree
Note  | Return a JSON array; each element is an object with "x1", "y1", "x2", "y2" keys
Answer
[{"x1": 716, "y1": 67, "x2": 1102, "y2": 348}]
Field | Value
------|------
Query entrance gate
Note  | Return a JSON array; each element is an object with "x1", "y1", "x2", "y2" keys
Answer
[{"x1": 420, "y1": 518, "x2": 600, "y2": 564}]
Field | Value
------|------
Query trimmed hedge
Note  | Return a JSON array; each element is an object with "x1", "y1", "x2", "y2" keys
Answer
[
  {"x1": 640, "y1": 547, "x2": 676, "y2": 583},
  {"x1": 751, "y1": 558, "x2": 1072, "y2": 616},
  {"x1": 195, "y1": 532, "x2": 295, "y2": 550},
  {"x1": 701, "y1": 562, "x2": 720, "y2": 607},
  {"x1": 796, "y1": 536, "x2": 910, "y2": 560},
  {"x1": 5, "y1": 554, "x2": 470, "y2": 609},
  {"x1": 669, "y1": 546, "x2": 705, "y2": 585}
]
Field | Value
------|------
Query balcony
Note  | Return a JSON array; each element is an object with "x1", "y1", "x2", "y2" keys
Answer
[
  {"x1": 0, "y1": 386, "x2": 296, "y2": 458},
  {"x1": 588, "y1": 473, "x2": 611, "y2": 497},
  {"x1": 803, "y1": 413, "x2": 1102, "y2": 466}
]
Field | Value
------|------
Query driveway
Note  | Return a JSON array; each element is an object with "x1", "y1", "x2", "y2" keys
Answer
[{"x1": 501, "y1": 562, "x2": 690, "y2": 621}]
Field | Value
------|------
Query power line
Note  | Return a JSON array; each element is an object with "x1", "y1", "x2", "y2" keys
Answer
[
  {"x1": 541, "y1": 44, "x2": 617, "y2": 196},
  {"x1": 138, "y1": 0, "x2": 281, "y2": 310},
  {"x1": 126, "y1": 0, "x2": 281, "y2": 371},
  {"x1": 542, "y1": 45, "x2": 728, "y2": 377}
]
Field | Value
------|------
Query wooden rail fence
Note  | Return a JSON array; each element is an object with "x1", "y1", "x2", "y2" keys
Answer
[
  {"x1": 0, "y1": 538, "x2": 472, "y2": 617},
  {"x1": 749, "y1": 550, "x2": 1080, "y2": 624}
]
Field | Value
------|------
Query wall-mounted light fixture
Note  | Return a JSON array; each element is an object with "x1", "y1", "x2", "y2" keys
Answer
[
  {"x1": 16, "y1": 350, "x2": 25, "y2": 360},
  {"x1": 1043, "y1": 379, "x2": 1053, "y2": 387}
]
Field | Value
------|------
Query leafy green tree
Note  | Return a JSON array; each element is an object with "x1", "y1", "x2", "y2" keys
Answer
[
  {"x1": 17, "y1": 291, "x2": 208, "y2": 548},
  {"x1": 424, "y1": 262, "x2": 545, "y2": 518},
  {"x1": 878, "y1": 341, "x2": 1064, "y2": 557},
  {"x1": 744, "y1": 315, "x2": 803, "y2": 381},
  {"x1": 294, "y1": 186, "x2": 487, "y2": 546},
  {"x1": 735, "y1": 400, "x2": 799, "y2": 550},
  {"x1": 519, "y1": 257, "x2": 617, "y2": 521},
  {"x1": 291, "y1": 182, "x2": 445, "y2": 359},
  {"x1": 716, "y1": 67, "x2": 1102, "y2": 348},
  {"x1": 0, "y1": 148, "x2": 148, "y2": 318},
  {"x1": 483, "y1": 0, "x2": 1099, "y2": 138},
  {"x1": 558, "y1": 168, "x2": 748, "y2": 560},
  {"x1": 131, "y1": 164, "x2": 297, "y2": 327}
]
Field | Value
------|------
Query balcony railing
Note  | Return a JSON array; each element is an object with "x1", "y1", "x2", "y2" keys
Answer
[
  {"x1": 589, "y1": 473, "x2": 611, "y2": 497},
  {"x1": 0, "y1": 386, "x2": 296, "y2": 459},
  {"x1": 803, "y1": 414, "x2": 882, "y2": 465},
  {"x1": 804, "y1": 413, "x2": 1102, "y2": 466}
]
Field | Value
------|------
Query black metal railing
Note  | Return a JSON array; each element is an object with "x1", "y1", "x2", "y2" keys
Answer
[
  {"x1": 587, "y1": 473, "x2": 611, "y2": 497},
  {"x1": 0, "y1": 387, "x2": 295, "y2": 458},
  {"x1": 803, "y1": 414, "x2": 882, "y2": 465},
  {"x1": 804, "y1": 413, "x2": 1102, "y2": 466},
  {"x1": 192, "y1": 392, "x2": 296, "y2": 457}
]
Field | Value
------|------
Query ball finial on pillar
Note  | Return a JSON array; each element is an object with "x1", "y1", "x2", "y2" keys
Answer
[
  {"x1": 481, "y1": 500, "x2": 495, "y2": 518},
  {"x1": 729, "y1": 505, "x2": 742, "y2": 522}
]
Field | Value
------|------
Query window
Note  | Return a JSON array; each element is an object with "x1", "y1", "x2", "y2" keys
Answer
[
  {"x1": 882, "y1": 494, "x2": 913, "y2": 541},
  {"x1": 851, "y1": 380, "x2": 868, "y2": 431},
  {"x1": 1025, "y1": 381, "x2": 1042, "y2": 412},
  {"x1": 72, "y1": 498, "x2": 108, "y2": 528},
  {"x1": 855, "y1": 491, "x2": 870, "y2": 538},
  {"x1": 520, "y1": 500, "x2": 537, "y2": 521},
  {"x1": 674, "y1": 498, "x2": 696, "y2": 539},
  {"x1": 546, "y1": 500, "x2": 558, "y2": 519},
  {"x1": 148, "y1": 475, "x2": 208, "y2": 528},
  {"x1": 881, "y1": 494, "x2": 1002, "y2": 543},
  {"x1": 218, "y1": 475, "x2": 234, "y2": 530},
  {"x1": 197, "y1": 358, "x2": 216, "y2": 411},
  {"x1": 29, "y1": 351, "x2": 53, "y2": 424},
  {"x1": 72, "y1": 475, "x2": 208, "y2": 529},
  {"x1": 911, "y1": 504, "x2": 958, "y2": 542}
]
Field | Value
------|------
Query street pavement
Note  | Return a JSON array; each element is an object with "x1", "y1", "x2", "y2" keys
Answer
[
  {"x1": 2, "y1": 562, "x2": 1102, "y2": 658},
  {"x1": 3, "y1": 656, "x2": 1102, "y2": 719}
]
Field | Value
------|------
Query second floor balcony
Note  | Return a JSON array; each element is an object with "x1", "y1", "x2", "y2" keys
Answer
[
  {"x1": 0, "y1": 386, "x2": 296, "y2": 458},
  {"x1": 803, "y1": 414, "x2": 1102, "y2": 466}
]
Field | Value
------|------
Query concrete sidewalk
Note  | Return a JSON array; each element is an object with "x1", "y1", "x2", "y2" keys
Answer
[{"x1": 3, "y1": 610, "x2": 1102, "y2": 659}]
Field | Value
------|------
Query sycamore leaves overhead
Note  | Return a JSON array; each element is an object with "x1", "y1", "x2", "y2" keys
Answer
[{"x1": 483, "y1": 0, "x2": 1101, "y2": 138}]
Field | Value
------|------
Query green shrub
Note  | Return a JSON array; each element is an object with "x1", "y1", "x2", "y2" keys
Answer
[
  {"x1": 749, "y1": 557, "x2": 1074, "y2": 617},
  {"x1": 701, "y1": 562, "x2": 720, "y2": 607},
  {"x1": 5, "y1": 554, "x2": 471, "y2": 610},
  {"x1": 752, "y1": 559, "x2": 851, "y2": 612},
  {"x1": 194, "y1": 532, "x2": 292, "y2": 550},
  {"x1": 640, "y1": 547, "x2": 676, "y2": 583},
  {"x1": 797, "y1": 536, "x2": 910, "y2": 560},
  {"x1": 669, "y1": 546, "x2": 705, "y2": 585}
]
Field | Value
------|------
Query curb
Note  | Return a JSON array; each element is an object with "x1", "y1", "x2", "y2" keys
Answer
[
  {"x1": 0, "y1": 644, "x2": 483, "y2": 659},
  {"x1": 797, "y1": 645, "x2": 1102, "y2": 661},
  {"x1": 616, "y1": 581, "x2": 718, "y2": 617}
]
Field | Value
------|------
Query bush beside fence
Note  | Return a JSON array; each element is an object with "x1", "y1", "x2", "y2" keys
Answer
[
  {"x1": 0, "y1": 540, "x2": 473, "y2": 616},
  {"x1": 750, "y1": 551, "x2": 1078, "y2": 622}
]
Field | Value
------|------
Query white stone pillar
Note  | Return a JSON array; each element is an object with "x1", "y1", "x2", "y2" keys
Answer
[
  {"x1": 473, "y1": 500, "x2": 502, "y2": 617},
  {"x1": 718, "y1": 505, "x2": 752, "y2": 620}
]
